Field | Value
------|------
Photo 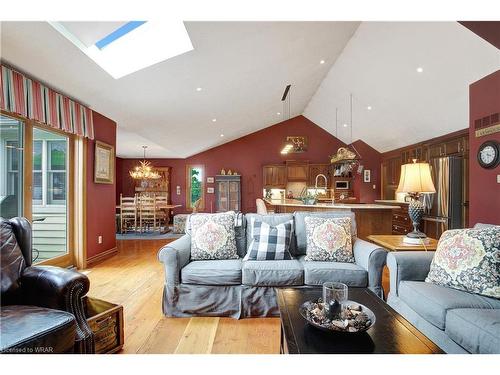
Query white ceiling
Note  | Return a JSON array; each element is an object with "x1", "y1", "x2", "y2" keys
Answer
[
  {"x1": 0, "y1": 21, "x2": 359, "y2": 158},
  {"x1": 304, "y1": 22, "x2": 500, "y2": 152},
  {"x1": 0, "y1": 21, "x2": 498, "y2": 157}
]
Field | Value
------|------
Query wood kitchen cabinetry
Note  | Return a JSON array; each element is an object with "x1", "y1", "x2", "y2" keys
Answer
[
  {"x1": 308, "y1": 164, "x2": 330, "y2": 186},
  {"x1": 286, "y1": 161, "x2": 309, "y2": 181},
  {"x1": 381, "y1": 156, "x2": 401, "y2": 200},
  {"x1": 263, "y1": 165, "x2": 286, "y2": 188}
]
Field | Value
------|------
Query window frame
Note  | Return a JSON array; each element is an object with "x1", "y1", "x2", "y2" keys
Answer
[{"x1": 186, "y1": 164, "x2": 205, "y2": 211}]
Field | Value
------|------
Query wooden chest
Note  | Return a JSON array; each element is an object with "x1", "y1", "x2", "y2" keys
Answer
[{"x1": 84, "y1": 297, "x2": 124, "y2": 354}]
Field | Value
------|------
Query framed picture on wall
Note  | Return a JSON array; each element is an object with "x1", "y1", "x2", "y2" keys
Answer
[
  {"x1": 363, "y1": 169, "x2": 371, "y2": 183},
  {"x1": 207, "y1": 177, "x2": 214, "y2": 183},
  {"x1": 94, "y1": 141, "x2": 115, "y2": 184},
  {"x1": 207, "y1": 187, "x2": 215, "y2": 194}
]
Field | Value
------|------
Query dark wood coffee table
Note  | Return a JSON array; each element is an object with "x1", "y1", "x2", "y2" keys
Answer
[{"x1": 276, "y1": 287, "x2": 443, "y2": 354}]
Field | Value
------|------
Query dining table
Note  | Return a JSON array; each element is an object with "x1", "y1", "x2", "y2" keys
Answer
[{"x1": 116, "y1": 203, "x2": 182, "y2": 233}]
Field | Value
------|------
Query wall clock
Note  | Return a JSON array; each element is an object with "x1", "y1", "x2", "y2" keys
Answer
[{"x1": 477, "y1": 140, "x2": 500, "y2": 169}]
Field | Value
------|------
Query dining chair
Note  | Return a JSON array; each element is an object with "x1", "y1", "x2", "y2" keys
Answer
[
  {"x1": 256, "y1": 198, "x2": 273, "y2": 215},
  {"x1": 154, "y1": 193, "x2": 168, "y2": 231},
  {"x1": 120, "y1": 194, "x2": 137, "y2": 233},
  {"x1": 139, "y1": 194, "x2": 157, "y2": 232}
]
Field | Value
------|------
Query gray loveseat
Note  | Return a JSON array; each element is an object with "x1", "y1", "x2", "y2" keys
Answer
[
  {"x1": 387, "y1": 250, "x2": 500, "y2": 354},
  {"x1": 158, "y1": 211, "x2": 388, "y2": 319}
]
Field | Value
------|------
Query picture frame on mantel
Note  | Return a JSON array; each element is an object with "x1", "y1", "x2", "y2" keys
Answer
[
  {"x1": 94, "y1": 141, "x2": 115, "y2": 184},
  {"x1": 363, "y1": 169, "x2": 371, "y2": 183}
]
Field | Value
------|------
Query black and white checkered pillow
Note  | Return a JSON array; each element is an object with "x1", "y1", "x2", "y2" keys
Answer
[{"x1": 244, "y1": 218, "x2": 293, "y2": 260}]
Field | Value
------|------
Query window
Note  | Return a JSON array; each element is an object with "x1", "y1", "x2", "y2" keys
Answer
[
  {"x1": 187, "y1": 165, "x2": 204, "y2": 210},
  {"x1": 32, "y1": 138, "x2": 68, "y2": 207}
]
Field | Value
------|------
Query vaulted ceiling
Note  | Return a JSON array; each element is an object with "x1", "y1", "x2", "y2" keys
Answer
[{"x1": 0, "y1": 21, "x2": 498, "y2": 157}]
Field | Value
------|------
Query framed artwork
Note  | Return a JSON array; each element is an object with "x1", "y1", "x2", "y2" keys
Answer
[
  {"x1": 207, "y1": 187, "x2": 215, "y2": 194},
  {"x1": 207, "y1": 177, "x2": 214, "y2": 183},
  {"x1": 286, "y1": 136, "x2": 308, "y2": 153},
  {"x1": 363, "y1": 169, "x2": 371, "y2": 183},
  {"x1": 94, "y1": 141, "x2": 115, "y2": 184}
]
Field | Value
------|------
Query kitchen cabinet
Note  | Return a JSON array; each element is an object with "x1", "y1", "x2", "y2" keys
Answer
[
  {"x1": 286, "y1": 161, "x2": 309, "y2": 182},
  {"x1": 401, "y1": 147, "x2": 423, "y2": 163},
  {"x1": 308, "y1": 164, "x2": 330, "y2": 187},
  {"x1": 263, "y1": 165, "x2": 286, "y2": 188},
  {"x1": 216, "y1": 175, "x2": 241, "y2": 212},
  {"x1": 381, "y1": 156, "x2": 401, "y2": 200}
]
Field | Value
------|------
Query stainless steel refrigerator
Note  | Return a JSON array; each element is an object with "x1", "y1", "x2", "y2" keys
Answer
[{"x1": 421, "y1": 156, "x2": 466, "y2": 239}]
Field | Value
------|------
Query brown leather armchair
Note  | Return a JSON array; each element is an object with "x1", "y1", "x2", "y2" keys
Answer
[{"x1": 0, "y1": 217, "x2": 94, "y2": 353}]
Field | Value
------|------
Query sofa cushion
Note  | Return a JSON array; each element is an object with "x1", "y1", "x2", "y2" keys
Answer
[
  {"x1": 244, "y1": 217, "x2": 293, "y2": 260},
  {"x1": 304, "y1": 216, "x2": 355, "y2": 263},
  {"x1": 245, "y1": 213, "x2": 295, "y2": 256},
  {"x1": 0, "y1": 305, "x2": 76, "y2": 353},
  {"x1": 426, "y1": 226, "x2": 500, "y2": 299},
  {"x1": 398, "y1": 281, "x2": 500, "y2": 330},
  {"x1": 445, "y1": 308, "x2": 500, "y2": 354},
  {"x1": 298, "y1": 256, "x2": 367, "y2": 286},
  {"x1": 189, "y1": 212, "x2": 239, "y2": 260},
  {"x1": 181, "y1": 259, "x2": 242, "y2": 285},
  {"x1": 242, "y1": 259, "x2": 303, "y2": 286},
  {"x1": 294, "y1": 211, "x2": 357, "y2": 256}
]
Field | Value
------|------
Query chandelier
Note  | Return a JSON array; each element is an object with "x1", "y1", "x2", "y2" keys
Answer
[{"x1": 129, "y1": 146, "x2": 161, "y2": 180}]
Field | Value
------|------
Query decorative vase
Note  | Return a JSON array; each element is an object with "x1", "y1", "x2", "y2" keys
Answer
[{"x1": 407, "y1": 198, "x2": 425, "y2": 238}]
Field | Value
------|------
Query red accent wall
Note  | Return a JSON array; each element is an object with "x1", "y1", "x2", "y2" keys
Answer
[
  {"x1": 86, "y1": 111, "x2": 117, "y2": 259},
  {"x1": 351, "y1": 140, "x2": 381, "y2": 203},
  {"x1": 469, "y1": 70, "x2": 500, "y2": 225},
  {"x1": 117, "y1": 116, "x2": 382, "y2": 213}
]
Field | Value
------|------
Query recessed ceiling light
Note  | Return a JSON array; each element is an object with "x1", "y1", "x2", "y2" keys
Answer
[
  {"x1": 220, "y1": 134, "x2": 224, "y2": 137},
  {"x1": 212, "y1": 118, "x2": 217, "y2": 122},
  {"x1": 416, "y1": 67, "x2": 424, "y2": 73},
  {"x1": 343, "y1": 123, "x2": 348, "y2": 127},
  {"x1": 320, "y1": 60, "x2": 325, "y2": 64},
  {"x1": 367, "y1": 106, "x2": 372, "y2": 110},
  {"x1": 196, "y1": 87, "x2": 202, "y2": 92}
]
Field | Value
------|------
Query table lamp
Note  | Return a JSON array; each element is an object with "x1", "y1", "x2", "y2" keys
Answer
[{"x1": 396, "y1": 160, "x2": 436, "y2": 244}]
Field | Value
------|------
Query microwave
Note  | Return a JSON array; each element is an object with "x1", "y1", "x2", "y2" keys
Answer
[{"x1": 335, "y1": 180, "x2": 350, "y2": 190}]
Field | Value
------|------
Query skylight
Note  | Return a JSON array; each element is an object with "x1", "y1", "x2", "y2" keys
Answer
[
  {"x1": 94, "y1": 21, "x2": 147, "y2": 50},
  {"x1": 49, "y1": 21, "x2": 193, "y2": 79}
]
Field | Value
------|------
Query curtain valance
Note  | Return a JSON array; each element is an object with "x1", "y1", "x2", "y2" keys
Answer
[{"x1": 0, "y1": 64, "x2": 94, "y2": 139}]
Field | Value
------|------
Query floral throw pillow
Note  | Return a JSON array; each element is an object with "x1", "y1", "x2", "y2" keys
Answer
[
  {"x1": 304, "y1": 216, "x2": 355, "y2": 263},
  {"x1": 425, "y1": 227, "x2": 500, "y2": 299},
  {"x1": 190, "y1": 212, "x2": 239, "y2": 260}
]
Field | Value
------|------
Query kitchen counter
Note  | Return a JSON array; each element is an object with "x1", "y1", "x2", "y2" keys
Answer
[
  {"x1": 265, "y1": 198, "x2": 400, "y2": 210},
  {"x1": 264, "y1": 199, "x2": 398, "y2": 240},
  {"x1": 375, "y1": 200, "x2": 409, "y2": 205}
]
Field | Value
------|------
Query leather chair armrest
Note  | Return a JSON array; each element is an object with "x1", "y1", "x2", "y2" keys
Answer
[{"x1": 19, "y1": 266, "x2": 94, "y2": 353}]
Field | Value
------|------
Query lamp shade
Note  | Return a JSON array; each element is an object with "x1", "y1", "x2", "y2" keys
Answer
[{"x1": 396, "y1": 161, "x2": 436, "y2": 194}]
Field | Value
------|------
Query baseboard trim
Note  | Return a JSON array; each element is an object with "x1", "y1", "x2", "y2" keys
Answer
[{"x1": 86, "y1": 247, "x2": 118, "y2": 267}]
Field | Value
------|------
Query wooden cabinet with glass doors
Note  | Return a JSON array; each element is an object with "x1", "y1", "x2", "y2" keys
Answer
[{"x1": 215, "y1": 175, "x2": 241, "y2": 212}]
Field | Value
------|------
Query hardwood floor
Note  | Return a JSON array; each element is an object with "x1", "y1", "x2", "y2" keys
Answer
[{"x1": 82, "y1": 239, "x2": 281, "y2": 354}]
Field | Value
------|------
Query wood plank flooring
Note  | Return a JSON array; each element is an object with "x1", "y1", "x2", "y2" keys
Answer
[{"x1": 82, "y1": 239, "x2": 281, "y2": 354}]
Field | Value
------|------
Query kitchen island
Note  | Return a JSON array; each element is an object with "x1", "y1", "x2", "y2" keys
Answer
[{"x1": 264, "y1": 198, "x2": 400, "y2": 240}]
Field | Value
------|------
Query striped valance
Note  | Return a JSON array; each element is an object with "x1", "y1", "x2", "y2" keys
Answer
[{"x1": 0, "y1": 65, "x2": 94, "y2": 139}]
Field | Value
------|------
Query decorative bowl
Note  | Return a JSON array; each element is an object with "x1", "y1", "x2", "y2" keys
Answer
[{"x1": 299, "y1": 299, "x2": 376, "y2": 334}]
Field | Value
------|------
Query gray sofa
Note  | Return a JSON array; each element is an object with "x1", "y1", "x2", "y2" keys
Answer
[
  {"x1": 387, "y1": 251, "x2": 500, "y2": 354},
  {"x1": 158, "y1": 211, "x2": 388, "y2": 319}
]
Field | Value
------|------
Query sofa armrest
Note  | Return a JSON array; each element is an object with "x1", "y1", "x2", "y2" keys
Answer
[
  {"x1": 353, "y1": 238, "x2": 388, "y2": 298},
  {"x1": 19, "y1": 266, "x2": 94, "y2": 353},
  {"x1": 387, "y1": 251, "x2": 435, "y2": 297},
  {"x1": 158, "y1": 234, "x2": 191, "y2": 285}
]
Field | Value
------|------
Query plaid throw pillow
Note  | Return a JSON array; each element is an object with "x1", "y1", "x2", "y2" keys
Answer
[{"x1": 244, "y1": 218, "x2": 293, "y2": 260}]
